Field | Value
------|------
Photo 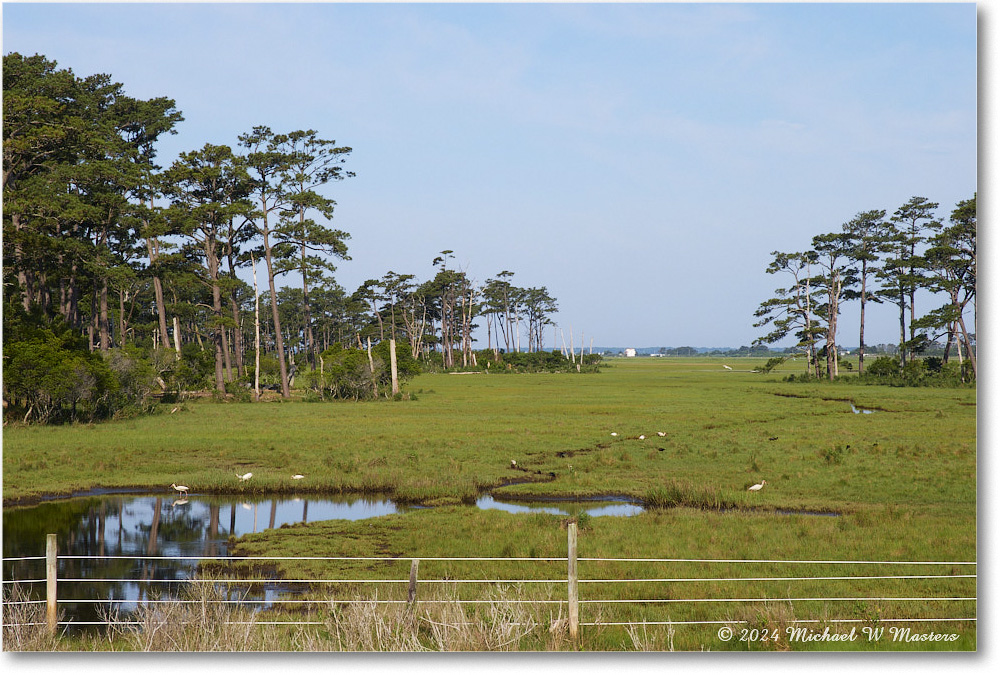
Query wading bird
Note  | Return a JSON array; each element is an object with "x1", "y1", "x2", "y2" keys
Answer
[
  {"x1": 238, "y1": 472, "x2": 253, "y2": 482},
  {"x1": 657, "y1": 432, "x2": 666, "y2": 437},
  {"x1": 170, "y1": 483, "x2": 189, "y2": 497},
  {"x1": 723, "y1": 365, "x2": 733, "y2": 370},
  {"x1": 291, "y1": 474, "x2": 305, "y2": 480},
  {"x1": 611, "y1": 432, "x2": 618, "y2": 437},
  {"x1": 748, "y1": 480, "x2": 767, "y2": 492}
]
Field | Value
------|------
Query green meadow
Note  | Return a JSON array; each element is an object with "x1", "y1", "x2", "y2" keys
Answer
[{"x1": 2, "y1": 357, "x2": 977, "y2": 650}]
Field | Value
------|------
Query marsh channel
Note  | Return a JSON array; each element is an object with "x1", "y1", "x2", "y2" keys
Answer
[{"x1": 2, "y1": 491, "x2": 643, "y2": 626}]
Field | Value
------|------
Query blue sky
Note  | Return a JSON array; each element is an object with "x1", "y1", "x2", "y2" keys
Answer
[{"x1": 1, "y1": 1, "x2": 981, "y2": 349}]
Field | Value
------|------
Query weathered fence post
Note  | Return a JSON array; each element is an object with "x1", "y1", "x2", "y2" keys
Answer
[
  {"x1": 46, "y1": 533, "x2": 58, "y2": 634},
  {"x1": 568, "y1": 521, "x2": 579, "y2": 646},
  {"x1": 408, "y1": 559, "x2": 420, "y2": 605}
]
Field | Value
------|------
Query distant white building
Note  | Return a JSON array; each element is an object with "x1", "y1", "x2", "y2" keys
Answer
[{"x1": 624, "y1": 348, "x2": 637, "y2": 358}]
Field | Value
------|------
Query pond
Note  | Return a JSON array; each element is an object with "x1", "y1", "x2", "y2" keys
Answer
[{"x1": 2, "y1": 490, "x2": 644, "y2": 626}]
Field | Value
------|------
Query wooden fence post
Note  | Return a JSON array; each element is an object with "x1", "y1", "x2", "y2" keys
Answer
[
  {"x1": 408, "y1": 559, "x2": 419, "y2": 605},
  {"x1": 568, "y1": 521, "x2": 579, "y2": 646},
  {"x1": 46, "y1": 533, "x2": 57, "y2": 634}
]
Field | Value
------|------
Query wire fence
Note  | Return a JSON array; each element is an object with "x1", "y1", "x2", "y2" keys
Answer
[{"x1": 2, "y1": 528, "x2": 978, "y2": 638}]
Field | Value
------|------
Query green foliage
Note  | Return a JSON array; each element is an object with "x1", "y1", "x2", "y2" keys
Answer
[
  {"x1": 0, "y1": 309, "x2": 150, "y2": 423},
  {"x1": 314, "y1": 340, "x2": 421, "y2": 400},
  {"x1": 856, "y1": 355, "x2": 971, "y2": 387},
  {"x1": 173, "y1": 343, "x2": 215, "y2": 391},
  {"x1": 474, "y1": 350, "x2": 602, "y2": 374},
  {"x1": 866, "y1": 356, "x2": 900, "y2": 377}
]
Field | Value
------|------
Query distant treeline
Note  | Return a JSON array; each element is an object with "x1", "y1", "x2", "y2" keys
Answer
[
  {"x1": 613, "y1": 342, "x2": 957, "y2": 358},
  {"x1": 753, "y1": 195, "x2": 976, "y2": 382}
]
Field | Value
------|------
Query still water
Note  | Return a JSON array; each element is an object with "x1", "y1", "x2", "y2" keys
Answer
[{"x1": 2, "y1": 491, "x2": 643, "y2": 625}]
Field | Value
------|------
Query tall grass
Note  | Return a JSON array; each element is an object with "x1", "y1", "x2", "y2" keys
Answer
[
  {"x1": 3, "y1": 582, "x2": 568, "y2": 652},
  {"x1": 643, "y1": 479, "x2": 736, "y2": 510}
]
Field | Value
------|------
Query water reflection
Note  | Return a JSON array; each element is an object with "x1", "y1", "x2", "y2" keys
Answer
[
  {"x1": 4, "y1": 491, "x2": 643, "y2": 627},
  {"x1": 4, "y1": 491, "x2": 644, "y2": 626},
  {"x1": 2, "y1": 493, "x2": 403, "y2": 626},
  {"x1": 476, "y1": 495, "x2": 644, "y2": 518}
]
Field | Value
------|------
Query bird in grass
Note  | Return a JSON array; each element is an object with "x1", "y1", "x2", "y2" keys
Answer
[
  {"x1": 748, "y1": 480, "x2": 767, "y2": 492},
  {"x1": 611, "y1": 432, "x2": 618, "y2": 437},
  {"x1": 291, "y1": 474, "x2": 305, "y2": 480},
  {"x1": 237, "y1": 472, "x2": 253, "y2": 482},
  {"x1": 723, "y1": 365, "x2": 733, "y2": 370},
  {"x1": 638, "y1": 435, "x2": 646, "y2": 440},
  {"x1": 511, "y1": 459, "x2": 517, "y2": 468},
  {"x1": 170, "y1": 483, "x2": 189, "y2": 497},
  {"x1": 657, "y1": 432, "x2": 666, "y2": 437}
]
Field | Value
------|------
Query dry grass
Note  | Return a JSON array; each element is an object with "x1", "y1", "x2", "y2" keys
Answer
[
  {"x1": 2, "y1": 586, "x2": 63, "y2": 651},
  {"x1": 624, "y1": 621, "x2": 676, "y2": 651},
  {"x1": 3, "y1": 582, "x2": 569, "y2": 652},
  {"x1": 327, "y1": 585, "x2": 545, "y2": 651}
]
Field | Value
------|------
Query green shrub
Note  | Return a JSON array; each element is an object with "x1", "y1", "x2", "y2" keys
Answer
[
  {"x1": 866, "y1": 356, "x2": 900, "y2": 378},
  {"x1": 316, "y1": 340, "x2": 421, "y2": 400}
]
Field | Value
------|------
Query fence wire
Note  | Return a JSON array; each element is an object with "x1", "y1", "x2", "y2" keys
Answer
[{"x1": 3, "y1": 552, "x2": 977, "y2": 631}]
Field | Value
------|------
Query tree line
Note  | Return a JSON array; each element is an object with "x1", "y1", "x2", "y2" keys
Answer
[
  {"x1": 753, "y1": 194, "x2": 976, "y2": 381},
  {"x1": 2, "y1": 53, "x2": 564, "y2": 423}
]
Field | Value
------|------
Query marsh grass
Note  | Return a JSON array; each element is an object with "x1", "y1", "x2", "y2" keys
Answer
[
  {"x1": 643, "y1": 479, "x2": 736, "y2": 510},
  {"x1": 216, "y1": 505, "x2": 975, "y2": 651},
  {"x1": 3, "y1": 358, "x2": 976, "y2": 650},
  {"x1": 4, "y1": 358, "x2": 976, "y2": 517}
]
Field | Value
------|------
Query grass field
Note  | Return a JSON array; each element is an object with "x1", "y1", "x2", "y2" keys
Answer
[{"x1": 1, "y1": 357, "x2": 977, "y2": 650}]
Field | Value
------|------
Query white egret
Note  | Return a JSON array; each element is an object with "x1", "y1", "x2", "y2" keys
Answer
[
  {"x1": 638, "y1": 435, "x2": 646, "y2": 440},
  {"x1": 611, "y1": 432, "x2": 618, "y2": 437},
  {"x1": 170, "y1": 483, "x2": 189, "y2": 497},
  {"x1": 748, "y1": 480, "x2": 767, "y2": 492},
  {"x1": 723, "y1": 365, "x2": 733, "y2": 370},
  {"x1": 291, "y1": 474, "x2": 305, "y2": 480},
  {"x1": 510, "y1": 460, "x2": 517, "y2": 468},
  {"x1": 238, "y1": 472, "x2": 253, "y2": 482},
  {"x1": 657, "y1": 432, "x2": 666, "y2": 437}
]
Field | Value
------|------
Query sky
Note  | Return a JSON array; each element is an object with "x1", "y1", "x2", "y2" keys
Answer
[{"x1": 1, "y1": 1, "x2": 982, "y2": 349}]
